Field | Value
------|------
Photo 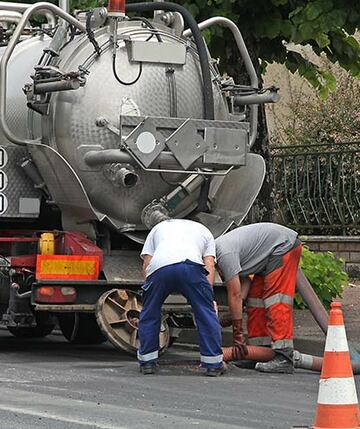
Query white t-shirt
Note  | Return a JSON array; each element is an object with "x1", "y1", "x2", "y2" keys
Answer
[{"x1": 141, "y1": 219, "x2": 216, "y2": 277}]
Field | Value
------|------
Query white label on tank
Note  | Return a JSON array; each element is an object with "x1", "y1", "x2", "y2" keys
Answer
[
  {"x1": 0, "y1": 193, "x2": 8, "y2": 214},
  {"x1": 0, "y1": 171, "x2": 8, "y2": 191},
  {"x1": 136, "y1": 132, "x2": 156, "y2": 154},
  {"x1": 0, "y1": 148, "x2": 8, "y2": 168}
]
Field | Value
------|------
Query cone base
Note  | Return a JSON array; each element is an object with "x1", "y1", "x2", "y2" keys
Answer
[{"x1": 313, "y1": 404, "x2": 360, "y2": 429}]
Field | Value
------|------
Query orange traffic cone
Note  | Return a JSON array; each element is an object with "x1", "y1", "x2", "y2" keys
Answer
[{"x1": 313, "y1": 301, "x2": 360, "y2": 428}]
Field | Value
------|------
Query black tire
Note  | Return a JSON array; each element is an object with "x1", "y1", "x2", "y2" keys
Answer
[
  {"x1": 7, "y1": 324, "x2": 54, "y2": 338},
  {"x1": 7, "y1": 313, "x2": 55, "y2": 338},
  {"x1": 58, "y1": 313, "x2": 107, "y2": 344}
]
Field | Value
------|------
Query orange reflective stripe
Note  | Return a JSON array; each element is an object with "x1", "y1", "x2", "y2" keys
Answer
[{"x1": 36, "y1": 255, "x2": 100, "y2": 280}]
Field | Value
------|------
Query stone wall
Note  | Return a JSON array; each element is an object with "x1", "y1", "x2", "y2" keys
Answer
[{"x1": 302, "y1": 236, "x2": 360, "y2": 278}]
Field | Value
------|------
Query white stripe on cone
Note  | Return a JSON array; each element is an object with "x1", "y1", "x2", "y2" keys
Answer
[
  {"x1": 324, "y1": 326, "x2": 349, "y2": 352},
  {"x1": 317, "y1": 378, "x2": 358, "y2": 405}
]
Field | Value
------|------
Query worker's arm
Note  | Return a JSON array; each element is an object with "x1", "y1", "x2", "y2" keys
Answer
[
  {"x1": 225, "y1": 275, "x2": 243, "y2": 320},
  {"x1": 142, "y1": 255, "x2": 152, "y2": 279},
  {"x1": 203, "y1": 255, "x2": 215, "y2": 286}
]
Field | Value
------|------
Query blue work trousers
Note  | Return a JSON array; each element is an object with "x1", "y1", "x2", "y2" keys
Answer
[{"x1": 137, "y1": 261, "x2": 223, "y2": 369}]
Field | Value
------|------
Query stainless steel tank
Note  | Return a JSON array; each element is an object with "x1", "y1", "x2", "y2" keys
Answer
[
  {"x1": 0, "y1": 36, "x2": 50, "y2": 220},
  {"x1": 1, "y1": 4, "x2": 268, "y2": 238},
  {"x1": 38, "y1": 21, "x2": 228, "y2": 229},
  {"x1": 0, "y1": 36, "x2": 49, "y2": 144}
]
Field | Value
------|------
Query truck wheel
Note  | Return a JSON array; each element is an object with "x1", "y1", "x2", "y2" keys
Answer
[
  {"x1": 96, "y1": 289, "x2": 170, "y2": 356},
  {"x1": 58, "y1": 313, "x2": 107, "y2": 344},
  {"x1": 7, "y1": 325, "x2": 54, "y2": 338},
  {"x1": 7, "y1": 313, "x2": 55, "y2": 338}
]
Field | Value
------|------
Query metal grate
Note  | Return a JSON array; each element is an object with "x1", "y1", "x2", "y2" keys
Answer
[{"x1": 271, "y1": 141, "x2": 360, "y2": 235}]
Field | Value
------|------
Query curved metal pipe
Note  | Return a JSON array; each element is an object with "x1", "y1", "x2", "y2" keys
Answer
[
  {"x1": 59, "y1": 0, "x2": 69, "y2": 13},
  {"x1": 84, "y1": 149, "x2": 230, "y2": 171},
  {"x1": 183, "y1": 17, "x2": 259, "y2": 148},
  {"x1": 234, "y1": 91, "x2": 280, "y2": 106},
  {"x1": 0, "y1": 2, "x2": 86, "y2": 147},
  {"x1": 296, "y1": 268, "x2": 360, "y2": 361},
  {"x1": 0, "y1": 2, "x2": 56, "y2": 27},
  {"x1": 0, "y1": 10, "x2": 22, "y2": 24}
]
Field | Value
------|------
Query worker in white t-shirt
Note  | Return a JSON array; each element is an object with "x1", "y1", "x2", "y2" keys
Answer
[{"x1": 138, "y1": 219, "x2": 224, "y2": 376}]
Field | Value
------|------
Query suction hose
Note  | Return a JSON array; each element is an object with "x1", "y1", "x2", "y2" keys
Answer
[
  {"x1": 293, "y1": 351, "x2": 360, "y2": 375},
  {"x1": 126, "y1": 2, "x2": 214, "y2": 120},
  {"x1": 295, "y1": 269, "x2": 360, "y2": 368},
  {"x1": 223, "y1": 347, "x2": 360, "y2": 375},
  {"x1": 222, "y1": 345, "x2": 275, "y2": 362},
  {"x1": 296, "y1": 268, "x2": 328, "y2": 334}
]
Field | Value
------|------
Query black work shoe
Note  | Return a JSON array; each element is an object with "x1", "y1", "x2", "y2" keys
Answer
[
  {"x1": 255, "y1": 355, "x2": 294, "y2": 374},
  {"x1": 233, "y1": 360, "x2": 256, "y2": 369},
  {"x1": 140, "y1": 362, "x2": 157, "y2": 375},
  {"x1": 205, "y1": 363, "x2": 227, "y2": 377}
]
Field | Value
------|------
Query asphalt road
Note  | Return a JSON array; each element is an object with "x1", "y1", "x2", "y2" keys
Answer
[{"x1": 0, "y1": 330, "x2": 358, "y2": 429}]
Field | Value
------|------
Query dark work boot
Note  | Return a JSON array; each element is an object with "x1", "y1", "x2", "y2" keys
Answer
[
  {"x1": 205, "y1": 363, "x2": 227, "y2": 377},
  {"x1": 233, "y1": 360, "x2": 256, "y2": 369},
  {"x1": 255, "y1": 350, "x2": 294, "y2": 374},
  {"x1": 140, "y1": 362, "x2": 157, "y2": 375}
]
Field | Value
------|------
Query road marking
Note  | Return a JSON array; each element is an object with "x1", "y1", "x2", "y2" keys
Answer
[
  {"x1": 0, "y1": 404, "x2": 125, "y2": 429},
  {"x1": 0, "y1": 378, "x2": 31, "y2": 383}
]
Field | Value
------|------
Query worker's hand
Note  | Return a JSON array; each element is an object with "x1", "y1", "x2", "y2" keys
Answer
[
  {"x1": 234, "y1": 336, "x2": 248, "y2": 358},
  {"x1": 232, "y1": 319, "x2": 248, "y2": 357},
  {"x1": 219, "y1": 312, "x2": 232, "y2": 328}
]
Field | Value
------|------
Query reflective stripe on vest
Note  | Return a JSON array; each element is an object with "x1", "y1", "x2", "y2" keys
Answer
[
  {"x1": 272, "y1": 339, "x2": 294, "y2": 349},
  {"x1": 137, "y1": 350, "x2": 159, "y2": 362},
  {"x1": 200, "y1": 354, "x2": 223, "y2": 364},
  {"x1": 246, "y1": 298, "x2": 265, "y2": 308},
  {"x1": 264, "y1": 293, "x2": 293, "y2": 309},
  {"x1": 248, "y1": 336, "x2": 272, "y2": 346}
]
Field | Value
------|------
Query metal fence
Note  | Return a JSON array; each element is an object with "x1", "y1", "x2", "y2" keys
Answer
[{"x1": 270, "y1": 141, "x2": 360, "y2": 235}]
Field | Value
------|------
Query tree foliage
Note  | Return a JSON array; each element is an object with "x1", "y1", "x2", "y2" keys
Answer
[
  {"x1": 20, "y1": 0, "x2": 360, "y2": 94},
  {"x1": 271, "y1": 62, "x2": 360, "y2": 145},
  {"x1": 176, "y1": 0, "x2": 360, "y2": 96}
]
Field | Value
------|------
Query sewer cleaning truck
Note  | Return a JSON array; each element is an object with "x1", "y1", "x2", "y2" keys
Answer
[{"x1": 0, "y1": 0, "x2": 279, "y2": 354}]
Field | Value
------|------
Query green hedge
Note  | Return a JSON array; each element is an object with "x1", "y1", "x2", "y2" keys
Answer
[{"x1": 296, "y1": 246, "x2": 348, "y2": 309}]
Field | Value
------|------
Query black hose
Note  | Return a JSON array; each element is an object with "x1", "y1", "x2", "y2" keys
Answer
[
  {"x1": 197, "y1": 177, "x2": 211, "y2": 212},
  {"x1": 126, "y1": 2, "x2": 214, "y2": 120},
  {"x1": 129, "y1": 17, "x2": 163, "y2": 42},
  {"x1": 112, "y1": 54, "x2": 143, "y2": 85}
]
